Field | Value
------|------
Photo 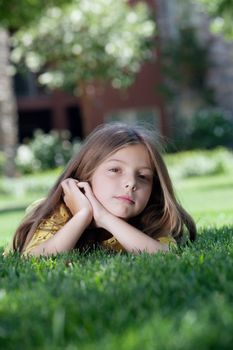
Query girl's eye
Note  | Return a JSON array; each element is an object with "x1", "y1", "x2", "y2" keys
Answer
[
  {"x1": 109, "y1": 168, "x2": 119, "y2": 173},
  {"x1": 138, "y1": 174, "x2": 150, "y2": 181}
]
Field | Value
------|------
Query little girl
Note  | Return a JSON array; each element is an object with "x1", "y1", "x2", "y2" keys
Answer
[{"x1": 12, "y1": 123, "x2": 196, "y2": 257}]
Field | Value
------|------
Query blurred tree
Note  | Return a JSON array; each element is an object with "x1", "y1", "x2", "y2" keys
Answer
[
  {"x1": 11, "y1": 0, "x2": 156, "y2": 133},
  {"x1": 0, "y1": 0, "x2": 69, "y2": 176},
  {"x1": 0, "y1": 1, "x2": 69, "y2": 28},
  {"x1": 0, "y1": 28, "x2": 17, "y2": 177},
  {"x1": 198, "y1": 0, "x2": 233, "y2": 39}
]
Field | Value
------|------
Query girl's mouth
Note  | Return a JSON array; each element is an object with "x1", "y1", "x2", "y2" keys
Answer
[{"x1": 114, "y1": 196, "x2": 135, "y2": 205}]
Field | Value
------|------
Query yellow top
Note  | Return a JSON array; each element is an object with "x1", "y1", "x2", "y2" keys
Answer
[{"x1": 22, "y1": 202, "x2": 176, "y2": 255}]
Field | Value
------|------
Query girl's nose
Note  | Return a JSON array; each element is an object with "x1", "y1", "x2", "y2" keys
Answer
[{"x1": 125, "y1": 182, "x2": 136, "y2": 192}]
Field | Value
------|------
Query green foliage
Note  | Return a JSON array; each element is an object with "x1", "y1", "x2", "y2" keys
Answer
[
  {"x1": 29, "y1": 129, "x2": 76, "y2": 170},
  {"x1": 0, "y1": 151, "x2": 5, "y2": 176},
  {"x1": 188, "y1": 108, "x2": 233, "y2": 149},
  {"x1": 198, "y1": 0, "x2": 233, "y2": 39},
  {"x1": 0, "y1": 0, "x2": 68, "y2": 29},
  {"x1": 15, "y1": 144, "x2": 38, "y2": 174},
  {"x1": 165, "y1": 147, "x2": 233, "y2": 178},
  {"x1": 160, "y1": 25, "x2": 213, "y2": 105},
  {"x1": 16, "y1": 129, "x2": 81, "y2": 173},
  {"x1": 199, "y1": 0, "x2": 233, "y2": 14},
  {"x1": 171, "y1": 108, "x2": 233, "y2": 151},
  {"x1": 11, "y1": 0, "x2": 155, "y2": 91},
  {"x1": 0, "y1": 226, "x2": 233, "y2": 349},
  {"x1": 162, "y1": 26, "x2": 209, "y2": 91}
]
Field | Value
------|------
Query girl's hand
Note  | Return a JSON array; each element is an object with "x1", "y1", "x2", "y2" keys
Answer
[
  {"x1": 61, "y1": 178, "x2": 93, "y2": 221},
  {"x1": 77, "y1": 182, "x2": 112, "y2": 228}
]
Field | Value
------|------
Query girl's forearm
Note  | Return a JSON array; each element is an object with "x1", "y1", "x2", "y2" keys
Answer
[
  {"x1": 101, "y1": 214, "x2": 169, "y2": 254},
  {"x1": 28, "y1": 211, "x2": 91, "y2": 257}
]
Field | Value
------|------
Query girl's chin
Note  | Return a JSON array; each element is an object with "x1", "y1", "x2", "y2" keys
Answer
[
  {"x1": 109, "y1": 209, "x2": 133, "y2": 220},
  {"x1": 102, "y1": 203, "x2": 137, "y2": 220}
]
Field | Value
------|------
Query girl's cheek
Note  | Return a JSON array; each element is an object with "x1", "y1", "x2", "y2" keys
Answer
[
  {"x1": 90, "y1": 180, "x2": 103, "y2": 199},
  {"x1": 89, "y1": 180, "x2": 97, "y2": 196}
]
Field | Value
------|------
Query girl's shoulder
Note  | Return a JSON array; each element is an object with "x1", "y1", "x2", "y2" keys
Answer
[
  {"x1": 22, "y1": 202, "x2": 71, "y2": 256},
  {"x1": 25, "y1": 198, "x2": 45, "y2": 214},
  {"x1": 29, "y1": 200, "x2": 71, "y2": 224},
  {"x1": 25, "y1": 199, "x2": 70, "y2": 219}
]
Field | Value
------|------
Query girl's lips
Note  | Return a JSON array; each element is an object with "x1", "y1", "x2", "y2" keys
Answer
[{"x1": 114, "y1": 196, "x2": 135, "y2": 204}]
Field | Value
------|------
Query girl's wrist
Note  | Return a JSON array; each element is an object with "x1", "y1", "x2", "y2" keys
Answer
[
  {"x1": 98, "y1": 212, "x2": 119, "y2": 230},
  {"x1": 73, "y1": 209, "x2": 93, "y2": 226}
]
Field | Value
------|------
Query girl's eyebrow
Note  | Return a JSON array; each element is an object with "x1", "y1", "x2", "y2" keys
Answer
[
  {"x1": 106, "y1": 159, "x2": 153, "y2": 171},
  {"x1": 106, "y1": 159, "x2": 125, "y2": 163}
]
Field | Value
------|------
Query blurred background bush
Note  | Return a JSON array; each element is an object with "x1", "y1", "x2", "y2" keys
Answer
[
  {"x1": 15, "y1": 129, "x2": 81, "y2": 174},
  {"x1": 165, "y1": 147, "x2": 233, "y2": 179},
  {"x1": 0, "y1": 151, "x2": 5, "y2": 176},
  {"x1": 170, "y1": 107, "x2": 233, "y2": 151}
]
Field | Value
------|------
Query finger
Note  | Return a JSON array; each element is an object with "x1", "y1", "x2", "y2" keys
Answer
[
  {"x1": 61, "y1": 178, "x2": 73, "y2": 187},
  {"x1": 61, "y1": 179, "x2": 69, "y2": 191},
  {"x1": 61, "y1": 179, "x2": 81, "y2": 196},
  {"x1": 65, "y1": 178, "x2": 80, "y2": 190},
  {"x1": 77, "y1": 182, "x2": 91, "y2": 193},
  {"x1": 78, "y1": 182, "x2": 96, "y2": 202}
]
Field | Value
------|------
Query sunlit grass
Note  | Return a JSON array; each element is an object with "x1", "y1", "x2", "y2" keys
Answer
[
  {"x1": 0, "y1": 168, "x2": 61, "y2": 209},
  {"x1": 0, "y1": 226, "x2": 232, "y2": 349},
  {"x1": 174, "y1": 173, "x2": 233, "y2": 227},
  {"x1": 0, "y1": 211, "x2": 24, "y2": 248}
]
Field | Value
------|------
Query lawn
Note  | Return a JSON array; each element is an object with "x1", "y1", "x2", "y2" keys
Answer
[
  {"x1": 175, "y1": 173, "x2": 233, "y2": 227},
  {"x1": 1, "y1": 227, "x2": 232, "y2": 349},
  {"x1": 0, "y1": 171, "x2": 233, "y2": 349}
]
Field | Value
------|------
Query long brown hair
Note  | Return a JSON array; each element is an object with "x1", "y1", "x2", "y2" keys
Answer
[{"x1": 13, "y1": 123, "x2": 196, "y2": 252}]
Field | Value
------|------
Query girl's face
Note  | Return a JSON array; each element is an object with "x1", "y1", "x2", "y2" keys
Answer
[{"x1": 91, "y1": 144, "x2": 154, "y2": 219}]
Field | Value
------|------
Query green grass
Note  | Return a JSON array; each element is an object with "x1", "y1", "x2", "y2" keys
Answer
[
  {"x1": 0, "y1": 227, "x2": 232, "y2": 349},
  {"x1": 0, "y1": 170, "x2": 233, "y2": 349},
  {"x1": 0, "y1": 210, "x2": 25, "y2": 248},
  {"x1": 0, "y1": 169, "x2": 60, "y2": 210},
  {"x1": 175, "y1": 173, "x2": 233, "y2": 227}
]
